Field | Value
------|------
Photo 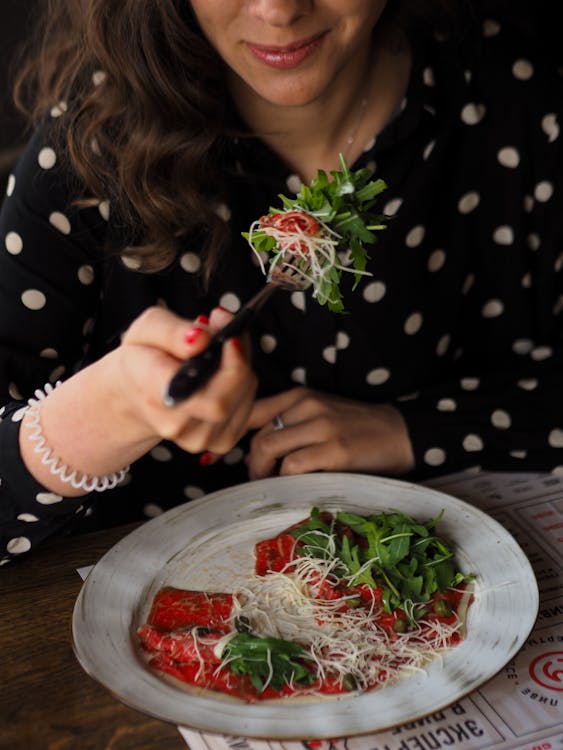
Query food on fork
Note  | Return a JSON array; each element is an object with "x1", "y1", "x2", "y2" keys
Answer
[
  {"x1": 137, "y1": 507, "x2": 474, "y2": 702},
  {"x1": 244, "y1": 154, "x2": 389, "y2": 312}
]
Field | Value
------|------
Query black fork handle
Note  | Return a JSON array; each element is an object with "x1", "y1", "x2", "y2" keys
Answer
[{"x1": 163, "y1": 284, "x2": 278, "y2": 406}]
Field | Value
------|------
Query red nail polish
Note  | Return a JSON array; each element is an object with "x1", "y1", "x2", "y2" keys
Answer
[
  {"x1": 195, "y1": 314, "x2": 209, "y2": 325},
  {"x1": 216, "y1": 305, "x2": 230, "y2": 313},
  {"x1": 199, "y1": 451, "x2": 214, "y2": 467},
  {"x1": 184, "y1": 327, "x2": 203, "y2": 345},
  {"x1": 231, "y1": 337, "x2": 243, "y2": 352}
]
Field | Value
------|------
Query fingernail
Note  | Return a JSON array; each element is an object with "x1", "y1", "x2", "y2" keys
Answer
[
  {"x1": 195, "y1": 314, "x2": 209, "y2": 326},
  {"x1": 231, "y1": 337, "x2": 243, "y2": 352},
  {"x1": 199, "y1": 451, "x2": 216, "y2": 467},
  {"x1": 184, "y1": 327, "x2": 203, "y2": 345},
  {"x1": 216, "y1": 305, "x2": 230, "y2": 313}
]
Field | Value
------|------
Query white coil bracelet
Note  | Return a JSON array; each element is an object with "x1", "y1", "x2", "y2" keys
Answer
[{"x1": 24, "y1": 382, "x2": 129, "y2": 492}]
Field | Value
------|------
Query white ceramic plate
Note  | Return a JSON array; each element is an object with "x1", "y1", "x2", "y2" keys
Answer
[{"x1": 72, "y1": 473, "x2": 538, "y2": 739}]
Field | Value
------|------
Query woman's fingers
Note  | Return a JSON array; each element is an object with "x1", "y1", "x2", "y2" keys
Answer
[{"x1": 122, "y1": 306, "x2": 211, "y2": 360}]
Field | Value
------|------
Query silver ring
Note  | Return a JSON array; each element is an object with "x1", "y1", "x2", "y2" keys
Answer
[{"x1": 272, "y1": 414, "x2": 285, "y2": 431}]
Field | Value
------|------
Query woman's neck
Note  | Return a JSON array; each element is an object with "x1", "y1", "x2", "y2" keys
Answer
[{"x1": 230, "y1": 33, "x2": 412, "y2": 183}]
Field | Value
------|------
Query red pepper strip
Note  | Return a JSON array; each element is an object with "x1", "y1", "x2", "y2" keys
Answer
[
  {"x1": 254, "y1": 533, "x2": 297, "y2": 575},
  {"x1": 146, "y1": 588, "x2": 233, "y2": 632},
  {"x1": 149, "y1": 654, "x2": 260, "y2": 702},
  {"x1": 137, "y1": 624, "x2": 223, "y2": 664}
]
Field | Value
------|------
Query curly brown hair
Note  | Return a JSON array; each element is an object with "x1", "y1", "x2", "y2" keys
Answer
[{"x1": 15, "y1": 0, "x2": 471, "y2": 278}]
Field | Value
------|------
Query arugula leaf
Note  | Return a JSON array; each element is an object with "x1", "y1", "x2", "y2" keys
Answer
[
  {"x1": 222, "y1": 633, "x2": 314, "y2": 692},
  {"x1": 243, "y1": 154, "x2": 389, "y2": 313}
]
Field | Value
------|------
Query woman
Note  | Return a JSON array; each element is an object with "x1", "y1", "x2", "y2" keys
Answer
[{"x1": 1, "y1": 0, "x2": 562, "y2": 562}]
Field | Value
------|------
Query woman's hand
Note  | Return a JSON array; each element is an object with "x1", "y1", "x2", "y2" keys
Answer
[
  {"x1": 19, "y1": 305, "x2": 257, "y2": 495},
  {"x1": 114, "y1": 305, "x2": 256, "y2": 455},
  {"x1": 246, "y1": 387, "x2": 415, "y2": 480}
]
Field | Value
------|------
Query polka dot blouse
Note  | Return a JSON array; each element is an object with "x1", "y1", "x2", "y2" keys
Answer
[{"x1": 1, "y1": 18, "x2": 563, "y2": 562}]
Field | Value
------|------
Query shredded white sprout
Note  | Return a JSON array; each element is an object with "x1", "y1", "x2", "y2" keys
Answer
[
  {"x1": 229, "y1": 550, "x2": 466, "y2": 695},
  {"x1": 246, "y1": 211, "x2": 372, "y2": 305}
]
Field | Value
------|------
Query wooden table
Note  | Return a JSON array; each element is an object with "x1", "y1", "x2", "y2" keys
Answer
[{"x1": 0, "y1": 523, "x2": 186, "y2": 750}]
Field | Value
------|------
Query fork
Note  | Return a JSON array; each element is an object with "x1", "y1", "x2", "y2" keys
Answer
[{"x1": 163, "y1": 257, "x2": 310, "y2": 406}]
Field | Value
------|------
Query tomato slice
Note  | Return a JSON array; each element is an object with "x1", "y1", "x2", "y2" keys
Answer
[{"x1": 146, "y1": 588, "x2": 233, "y2": 632}]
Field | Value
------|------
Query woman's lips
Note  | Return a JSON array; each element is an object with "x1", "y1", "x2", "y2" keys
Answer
[{"x1": 246, "y1": 33, "x2": 326, "y2": 69}]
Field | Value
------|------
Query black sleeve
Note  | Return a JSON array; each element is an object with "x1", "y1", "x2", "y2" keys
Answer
[{"x1": 0, "y1": 117, "x2": 110, "y2": 563}]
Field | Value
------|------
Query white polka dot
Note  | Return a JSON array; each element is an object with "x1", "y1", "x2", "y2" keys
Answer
[
  {"x1": 552, "y1": 466, "x2": 563, "y2": 477},
  {"x1": 143, "y1": 503, "x2": 163, "y2": 518},
  {"x1": 483, "y1": 18, "x2": 500, "y2": 36},
  {"x1": 17, "y1": 513, "x2": 39, "y2": 522},
  {"x1": 336, "y1": 332, "x2": 350, "y2": 350},
  {"x1": 49, "y1": 365, "x2": 66, "y2": 382},
  {"x1": 366, "y1": 368, "x2": 390, "y2": 386},
  {"x1": 98, "y1": 200, "x2": 110, "y2": 221},
  {"x1": 223, "y1": 447, "x2": 244, "y2": 465},
  {"x1": 92, "y1": 69, "x2": 106, "y2": 86},
  {"x1": 9, "y1": 382, "x2": 23, "y2": 400},
  {"x1": 21, "y1": 289, "x2": 47, "y2": 310},
  {"x1": 436, "y1": 334, "x2": 450, "y2": 357},
  {"x1": 437, "y1": 398, "x2": 456, "y2": 412},
  {"x1": 90, "y1": 137, "x2": 101, "y2": 156},
  {"x1": 286, "y1": 174, "x2": 302, "y2": 193},
  {"x1": 40, "y1": 347, "x2": 58, "y2": 359},
  {"x1": 49, "y1": 212, "x2": 71, "y2": 235},
  {"x1": 150, "y1": 445, "x2": 173, "y2": 461},
  {"x1": 493, "y1": 226, "x2": 514, "y2": 245},
  {"x1": 323, "y1": 346, "x2": 336, "y2": 364},
  {"x1": 521, "y1": 272, "x2": 532, "y2": 288},
  {"x1": 423, "y1": 67, "x2": 435, "y2": 86},
  {"x1": 531, "y1": 346, "x2": 552, "y2": 361},
  {"x1": 83, "y1": 317, "x2": 95, "y2": 336},
  {"x1": 461, "y1": 377, "x2": 479, "y2": 391},
  {"x1": 555, "y1": 253, "x2": 563, "y2": 273},
  {"x1": 397, "y1": 391, "x2": 419, "y2": 402},
  {"x1": 11, "y1": 406, "x2": 27, "y2": 422},
  {"x1": 513, "y1": 338, "x2": 534, "y2": 355},
  {"x1": 424, "y1": 448, "x2": 446, "y2": 466},
  {"x1": 548, "y1": 429, "x2": 563, "y2": 448},
  {"x1": 405, "y1": 225, "x2": 425, "y2": 248},
  {"x1": 510, "y1": 450, "x2": 527, "y2": 459},
  {"x1": 463, "y1": 434, "x2": 483, "y2": 452},
  {"x1": 462, "y1": 274, "x2": 475, "y2": 295},
  {"x1": 290, "y1": 291, "x2": 306, "y2": 311},
  {"x1": 6, "y1": 174, "x2": 15, "y2": 197},
  {"x1": 121, "y1": 254, "x2": 142, "y2": 270},
  {"x1": 215, "y1": 203, "x2": 231, "y2": 222},
  {"x1": 5, "y1": 231, "x2": 23, "y2": 254},
  {"x1": 180, "y1": 252, "x2": 201, "y2": 273},
  {"x1": 50, "y1": 101, "x2": 67, "y2": 118},
  {"x1": 183, "y1": 485, "x2": 205, "y2": 500},
  {"x1": 458, "y1": 191, "x2": 480, "y2": 214},
  {"x1": 260, "y1": 335, "x2": 277, "y2": 353},
  {"x1": 482, "y1": 299, "x2": 504, "y2": 318},
  {"x1": 7, "y1": 537, "x2": 31, "y2": 554},
  {"x1": 35, "y1": 492, "x2": 63, "y2": 505},
  {"x1": 523, "y1": 195, "x2": 534, "y2": 213},
  {"x1": 542, "y1": 114, "x2": 559, "y2": 143},
  {"x1": 464, "y1": 70, "x2": 472, "y2": 83},
  {"x1": 534, "y1": 181, "x2": 554, "y2": 203},
  {"x1": 404, "y1": 312, "x2": 422, "y2": 335},
  {"x1": 491, "y1": 410, "x2": 511, "y2": 429},
  {"x1": 363, "y1": 281, "x2": 386, "y2": 303},
  {"x1": 422, "y1": 140, "x2": 435, "y2": 160},
  {"x1": 291, "y1": 367, "x2": 306, "y2": 384},
  {"x1": 428, "y1": 249, "x2": 446, "y2": 272},
  {"x1": 497, "y1": 147, "x2": 520, "y2": 168},
  {"x1": 512, "y1": 59, "x2": 534, "y2": 81},
  {"x1": 78, "y1": 265, "x2": 95, "y2": 285},
  {"x1": 38, "y1": 147, "x2": 57, "y2": 169},
  {"x1": 461, "y1": 102, "x2": 486, "y2": 125},
  {"x1": 383, "y1": 198, "x2": 402, "y2": 217},
  {"x1": 527, "y1": 233, "x2": 541, "y2": 251},
  {"x1": 218, "y1": 292, "x2": 241, "y2": 312}
]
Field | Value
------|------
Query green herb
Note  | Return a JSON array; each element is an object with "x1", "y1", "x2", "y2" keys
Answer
[
  {"x1": 290, "y1": 507, "x2": 474, "y2": 624},
  {"x1": 243, "y1": 153, "x2": 389, "y2": 313},
  {"x1": 221, "y1": 632, "x2": 315, "y2": 692}
]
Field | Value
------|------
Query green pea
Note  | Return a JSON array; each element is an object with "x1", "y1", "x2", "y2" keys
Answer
[{"x1": 393, "y1": 618, "x2": 408, "y2": 633}]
